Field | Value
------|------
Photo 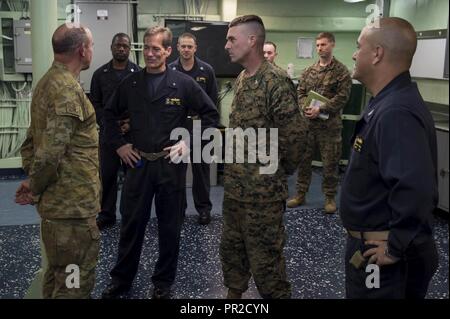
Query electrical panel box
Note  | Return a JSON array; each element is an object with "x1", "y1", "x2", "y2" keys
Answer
[
  {"x1": 13, "y1": 19, "x2": 32, "y2": 73},
  {"x1": 76, "y1": 1, "x2": 133, "y2": 92}
]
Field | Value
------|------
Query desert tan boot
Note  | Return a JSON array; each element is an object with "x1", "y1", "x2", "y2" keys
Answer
[
  {"x1": 324, "y1": 197, "x2": 337, "y2": 214},
  {"x1": 286, "y1": 193, "x2": 306, "y2": 208}
]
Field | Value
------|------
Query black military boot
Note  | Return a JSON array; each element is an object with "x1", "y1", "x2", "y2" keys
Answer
[
  {"x1": 198, "y1": 211, "x2": 211, "y2": 225},
  {"x1": 151, "y1": 287, "x2": 172, "y2": 299},
  {"x1": 96, "y1": 217, "x2": 116, "y2": 231},
  {"x1": 101, "y1": 282, "x2": 131, "y2": 299}
]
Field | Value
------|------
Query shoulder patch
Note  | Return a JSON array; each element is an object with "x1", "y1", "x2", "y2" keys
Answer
[
  {"x1": 54, "y1": 86, "x2": 84, "y2": 121},
  {"x1": 55, "y1": 102, "x2": 84, "y2": 121}
]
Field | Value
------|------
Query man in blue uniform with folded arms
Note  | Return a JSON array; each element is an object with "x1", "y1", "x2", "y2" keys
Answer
[{"x1": 340, "y1": 17, "x2": 439, "y2": 299}]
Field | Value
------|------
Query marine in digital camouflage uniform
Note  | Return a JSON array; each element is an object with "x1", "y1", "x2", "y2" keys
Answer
[
  {"x1": 263, "y1": 41, "x2": 289, "y2": 78},
  {"x1": 220, "y1": 15, "x2": 304, "y2": 299},
  {"x1": 287, "y1": 32, "x2": 352, "y2": 213},
  {"x1": 19, "y1": 24, "x2": 100, "y2": 299}
]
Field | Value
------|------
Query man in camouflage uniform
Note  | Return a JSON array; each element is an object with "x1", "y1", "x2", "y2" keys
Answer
[
  {"x1": 15, "y1": 24, "x2": 100, "y2": 299},
  {"x1": 220, "y1": 15, "x2": 303, "y2": 299},
  {"x1": 263, "y1": 41, "x2": 288, "y2": 76},
  {"x1": 287, "y1": 32, "x2": 352, "y2": 213}
]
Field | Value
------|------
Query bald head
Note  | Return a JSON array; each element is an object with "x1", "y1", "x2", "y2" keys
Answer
[
  {"x1": 364, "y1": 17, "x2": 417, "y2": 68},
  {"x1": 52, "y1": 23, "x2": 91, "y2": 55}
]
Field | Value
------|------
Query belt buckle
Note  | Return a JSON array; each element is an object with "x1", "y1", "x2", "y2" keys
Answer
[{"x1": 148, "y1": 153, "x2": 157, "y2": 161}]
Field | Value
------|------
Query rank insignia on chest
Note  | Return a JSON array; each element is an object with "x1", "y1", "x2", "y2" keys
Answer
[
  {"x1": 353, "y1": 136, "x2": 364, "y2": 152},
  {"x1": 196, "y1": 76, "x2": 206, "y2": 83},
  {"x1": 166, "y1": 98, "x2": 181, "y2": 106}
]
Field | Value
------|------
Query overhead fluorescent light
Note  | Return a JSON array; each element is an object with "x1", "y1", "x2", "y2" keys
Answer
[
  {"x1": 190, "y1": 26, "x2": 207, "y2": 31},
  {"x1": 344, "y1": 0, "x2": 366, "y2": 3}
]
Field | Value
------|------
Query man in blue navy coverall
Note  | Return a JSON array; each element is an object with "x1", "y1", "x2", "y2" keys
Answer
[
  {"x1": 90, "y1": 33, "x2": 140, "y2": 230},
  {"x1": 169, "y1": 32, "x2": 218, "y2": 225},
  {"x1": 101, "y1": 26, "x2": 219, "y2": 299},
  {"x1": 340, "y1": 17, "x2": 439, "y2": 299}
]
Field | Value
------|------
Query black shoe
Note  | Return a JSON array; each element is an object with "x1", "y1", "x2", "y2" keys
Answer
[
  {"x1": 101, "y1": 282, "x2": 131, "y2": 299},
  {"x1": 198, "y1": 211, "x2": 211, "y2": 225},
  {"x1": 96, "y1": 218, "x2": 116, "y2": 231},
  {"x1": 151, "y1": 287, "x2": 172, "y2": 299}
]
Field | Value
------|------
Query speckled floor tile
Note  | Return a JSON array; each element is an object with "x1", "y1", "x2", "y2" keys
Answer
[{"x1": 0, "y1": 211, "x2": 448, "y2": 299}]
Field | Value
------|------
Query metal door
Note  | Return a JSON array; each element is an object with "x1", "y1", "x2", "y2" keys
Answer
[{"x1": 76, "y1": 1, "x2": 132, "y2": 92}]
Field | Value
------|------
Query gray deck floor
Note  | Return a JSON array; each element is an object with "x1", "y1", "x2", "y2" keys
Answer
[{"x1": 1, "y1": 170, "x2": 448, "y2": 299}]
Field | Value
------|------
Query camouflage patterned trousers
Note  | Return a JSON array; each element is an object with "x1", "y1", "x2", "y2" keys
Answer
[
  {"x1": 41, "y1": 217, "x2": 99, "y2": 298},
  {"x1": 296, "y1": 128, "x2": 342, "y2": 196},
  {"x1": 219, "y1": 197, "x2": 291, "y2": 298}
]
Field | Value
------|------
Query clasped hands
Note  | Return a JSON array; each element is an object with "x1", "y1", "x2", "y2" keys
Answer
[
  {"x1": 304, "y1": 105, "x2": 321, "y2": 119},
  {"x1": 15, "y1": 179, "x2": 34, "y2": 205}
]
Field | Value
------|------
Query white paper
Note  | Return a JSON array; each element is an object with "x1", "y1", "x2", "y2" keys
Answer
[{"x1": 297, "y1": 38, "x2": 314, "y2": 59}]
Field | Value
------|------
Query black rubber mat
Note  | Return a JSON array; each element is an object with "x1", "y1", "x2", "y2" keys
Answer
[{"x1": 0, "y1": 210, "x2": 448, "y2": 299}]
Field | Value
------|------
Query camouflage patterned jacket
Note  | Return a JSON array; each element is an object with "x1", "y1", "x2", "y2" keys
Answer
[
  {"x1": 21, "y1": 62, "x2": 100, "y2": 219},
  {"x1": 223, "y1": 60, "x2": 304, "y2": 203},
  {"x1": 298, "y1": 57, "x2": 352, "y2": 130},
  {"x1": 272, "y1": 62, "x2": 289, "y2": 78}
]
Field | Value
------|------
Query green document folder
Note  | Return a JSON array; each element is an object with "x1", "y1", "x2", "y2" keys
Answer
[{"x1": 303, "y1": 90, "x2": 330, "y2": 120}]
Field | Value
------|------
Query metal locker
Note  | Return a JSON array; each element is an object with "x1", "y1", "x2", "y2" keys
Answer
[
  {"x1": 13, "y1": 19, "x2": 32, "y2": 73},
  {"x1": 75, "y1": 1, "x2": 133, "y2": 92}
]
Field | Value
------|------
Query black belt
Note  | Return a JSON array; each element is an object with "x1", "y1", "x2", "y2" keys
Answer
[{"x1": 139, "y1": 150, "x2": 168, "y2": 161}]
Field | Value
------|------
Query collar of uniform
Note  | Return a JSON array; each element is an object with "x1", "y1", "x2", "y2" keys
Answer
[
  {"x1": 51, "y1": 61, "x2": 77, "y2": 80},
  {"x1": 139, "y1": 64, "x2": 186, "y2": 89},
  {"x1": 125, "y1": 60, "x2": 138, "y2": 73},
  {"x1": 241, "y1": 59, "x2": 270, "y2": 89},
  {"x1": 104, "y1": 59, "x2": 137, "y2": 73},
  {"x1": 142, "y1": 65, "x2": 175, "y2": 89},
  {"x1": 362, "y1": 71, "x2": 412, "y2": 123},
  {"x1": 194, "y1": 56, "x2": 209, "y2": 71},
  {"x1": 363, "y1": 97, "x2": 376, "y2": 123},
  {"x1": 170, "y1": 58, "x2": 181, "y2": 71},
  {"x1": 193, "y1": 56, "x2": 201, "y2": 70},
  {"x1": 172, "y1": 56, "x2": 199, "y2": 72},
  {"x1": 313, "y1": 56, "x2": 337, "y2": 71},
  {"x1": 374, "y1": 71, "x2": 412, "y2": 101},
  {"x1": 102, "y1": 60, "x2": 113, "y2": 72},
  {"x1": 165, "y1": 65, "x2": 180, "y2": 88},
  {"x1": 52, "y1": 61, "x2": 70, "y2": 72}
]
